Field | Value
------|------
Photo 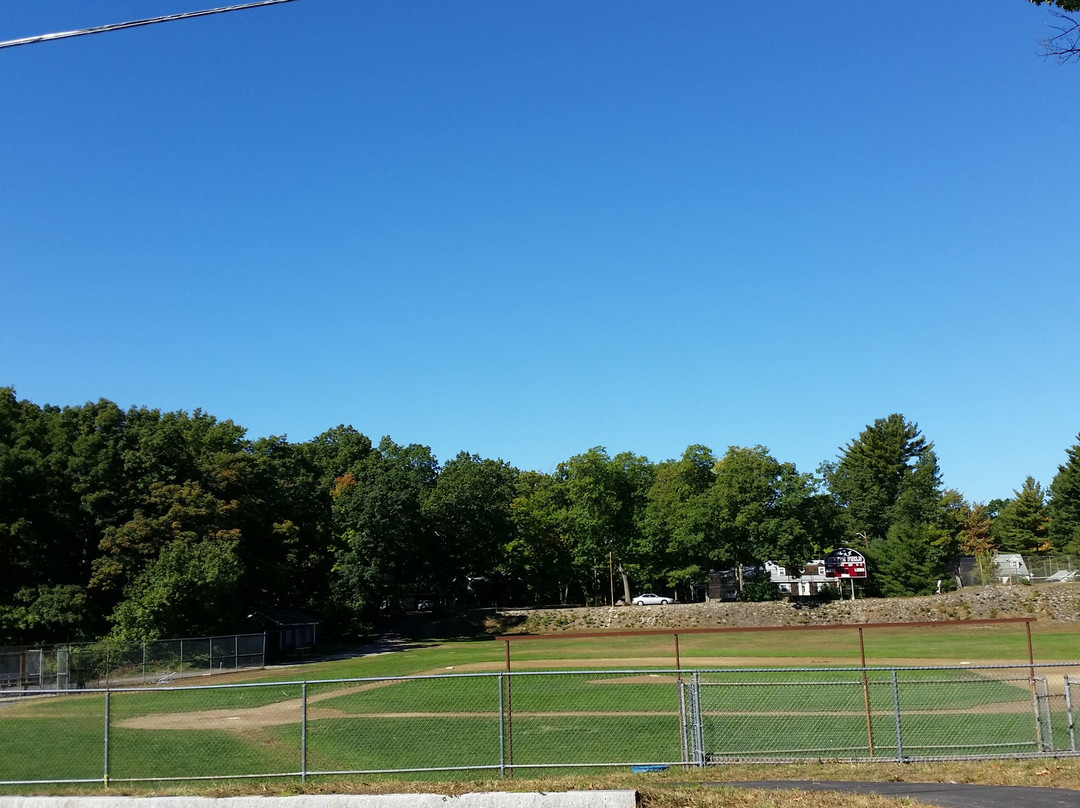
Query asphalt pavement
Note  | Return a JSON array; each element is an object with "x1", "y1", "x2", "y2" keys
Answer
[{"x1": 728, "y1": 780, "x2": 1080, "y2": 808}]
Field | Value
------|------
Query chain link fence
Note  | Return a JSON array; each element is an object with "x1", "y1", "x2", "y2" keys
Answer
[
  {"x1": 0, "y1": 634, "x2": 265, "y2": 691},
  {"x1": 955, "y1": 554, "x2": 1079, "y2": 586},
  {"x1": 2, "y1": 662, "x2": 1079, "y2": 786},
  {"x1": 1025, "y1": 555, "x2": 1080, "y2": 583}
]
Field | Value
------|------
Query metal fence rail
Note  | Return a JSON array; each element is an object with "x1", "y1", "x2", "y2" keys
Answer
[{"x1": 2, "y1": 663, "x2": 1078, "y2": 786}]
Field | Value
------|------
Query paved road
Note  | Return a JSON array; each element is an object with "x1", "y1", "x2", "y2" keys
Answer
[{"x1": 728, "y1": 780, "x2": 1080, "y2": 808}]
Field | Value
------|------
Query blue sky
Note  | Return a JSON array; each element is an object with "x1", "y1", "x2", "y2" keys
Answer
[{"x1": 2, "y1": 1, "x2": 1078, "y2": 505}]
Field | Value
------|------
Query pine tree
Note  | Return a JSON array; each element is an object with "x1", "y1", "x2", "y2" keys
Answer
[
  {"x1": 1049, "y1": 437, "x2": 1080, "y2": 553},
  {"x1": 991, "y1": 477, "x2": 1050, "y2": 553}
]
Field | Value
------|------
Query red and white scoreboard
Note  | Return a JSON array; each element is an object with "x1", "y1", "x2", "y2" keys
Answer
[{"x1": 823, "y1": 547, "x2": 867, "y2": 579}]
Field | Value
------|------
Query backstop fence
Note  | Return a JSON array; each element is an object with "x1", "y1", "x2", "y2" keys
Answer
[
  {"x1": 2, "y1": 662, "x2": 1078, "y2": 786},
  {"x1": 0, "y1": 634, "x2": 265, "y2": 691}
]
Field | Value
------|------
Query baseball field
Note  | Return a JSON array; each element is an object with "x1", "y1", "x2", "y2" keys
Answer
[{"x1": 2, "y1": 616, "x2": 1079, "y2": 789}]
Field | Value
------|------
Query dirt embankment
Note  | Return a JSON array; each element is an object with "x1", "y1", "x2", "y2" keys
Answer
[{"x1": 501, "y1": 583, "x2": 1080, "y2": 634}]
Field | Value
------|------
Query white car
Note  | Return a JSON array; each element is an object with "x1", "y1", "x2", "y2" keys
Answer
[{"x1": 632, "y1": 593, "x2": 671, "y2": 606}]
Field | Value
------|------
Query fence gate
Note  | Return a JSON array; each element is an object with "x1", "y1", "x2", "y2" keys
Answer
[
  {"x1": 680, "y1": 673, "x2": 705, "y2": 766},
  {"x1": 24, "y1": 649, "x2": 43, "y2": 689},
  {"x1": 55, "y1": 648, "x2": 69, "y2": 690}
]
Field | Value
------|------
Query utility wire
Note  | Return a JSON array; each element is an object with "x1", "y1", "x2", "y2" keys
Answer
[{"x1": 0, "y1": 0, "x2": 304, "y2": 50}]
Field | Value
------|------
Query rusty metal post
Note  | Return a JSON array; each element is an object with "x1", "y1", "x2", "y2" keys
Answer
[{"x1": 1027, "y1": 619, "x2": 1036, "y2": 682}]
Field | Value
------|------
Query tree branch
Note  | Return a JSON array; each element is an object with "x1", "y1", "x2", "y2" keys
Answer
[{"x1": 1039, "y1": 9, "x2": 1080, "y2": 63}]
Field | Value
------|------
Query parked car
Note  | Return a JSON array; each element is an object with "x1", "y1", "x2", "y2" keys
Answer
[{"x1": 632, "y1": 593, "x2": 671, "y2": 606}]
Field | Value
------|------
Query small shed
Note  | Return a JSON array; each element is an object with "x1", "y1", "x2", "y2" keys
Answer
[
  {"x1": 706, "y1": 566, "x2": 764, "y2": 601},
  {"x1": 250, "y1": 608, "x2": 319, "y2": 660}
]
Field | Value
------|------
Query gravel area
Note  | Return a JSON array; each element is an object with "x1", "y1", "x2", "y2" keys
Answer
[{"x1": 503, "y1": 583, "x2": 1080, "y2": 633}]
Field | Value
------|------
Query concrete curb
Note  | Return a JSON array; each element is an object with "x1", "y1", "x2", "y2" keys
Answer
[{"x1": 0, "y1": 792, "x2": 638, "y2": 808}]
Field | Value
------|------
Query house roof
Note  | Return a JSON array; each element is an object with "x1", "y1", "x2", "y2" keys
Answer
[{"x1": 251, "y1": 608, "x2": 319, "y2": 626}]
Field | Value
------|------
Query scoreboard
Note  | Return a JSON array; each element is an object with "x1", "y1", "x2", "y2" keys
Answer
[{"x1": 823, "y1": 547, "x2": 867, "y2": 579}]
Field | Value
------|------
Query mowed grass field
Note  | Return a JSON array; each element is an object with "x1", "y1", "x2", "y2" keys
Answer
[{"x1": 2, "y1": 618, "x2": 1078, "y2": 789}]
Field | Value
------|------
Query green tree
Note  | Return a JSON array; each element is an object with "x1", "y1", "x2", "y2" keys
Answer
[
  {"x1": 95, "y1": 480, "x2": 245, "y2": 639},
  {"x1": 643, "y1": 445, "x2": 718, "y2": 595},
  {"x1": 0, "y1": 585, "x2": 94, "y2": 644},
  {"x1": 827, "y1": 415, "x2": 942, "y2": 542},
  {"x1": 0, "y1": 390, "x2": 111, "y2": 642},
  {"x1": 867, "y1": 521, "x2": 945, "y2": 597},
  {"x1": 1028, "y1": 0, "x2": 1080, "y2": 10},
  {"x1": 708, "y1": 446, "x2": 819, "y2": 594},
  {"x1": 243, "y1": 436, "x2": 334, "y2": 615},
  {"x1": 328, "y1": 438, "x2": 437, "y2": 621},
  {"x1": 960, "y1": 502, "x2": 996, "y2": 585},
  {"x1": 872, "y1": 487, "x2": 968, "y2": 596},
  {"x1": 421, "y1": 452, "x2": 518, "y2": 603},
  {"x1": 304, "y1": 425, "x2": 374, "y2": 488},
  {"x1": 991, "y1": 477, "x2": 1051, "y2": 553},
  {"x1": 109, "y1": 536, "x2": 243, "y2": 640},
  {"x1": 1049, "y1": 436, "x2": 1080, "y2": 553},
  {"x1": 827, "y1": 415, "x2": 948, "y2": 596},
  {"x1": 560, "y1": 448, "x2": 654, "y2": 604},
  {"x1": 506, "y1": 470, "x2": 574, "y2": 604}
]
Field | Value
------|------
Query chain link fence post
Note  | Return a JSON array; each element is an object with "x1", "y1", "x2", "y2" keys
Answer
[
  {"x1": 498, "y1": 672, "x2": 506, "y2": 778},
  {"x1": 690, "y1": 671, "x2": 705, "y2": 767},
  {"x1": 1065, "y1": 674, "x2": 1076, "y2": 752},
  {"x1": 890, "y1": 669, "x2": 904, "y2": 763},
  {"x1": 1034, "y1": 677, "x2": 1053, "y2": 752},
  {"x1": 301, "y1": 681, "x2": 308, "y2": 782},
  {"x1": 103, "y1": 689, "x2": 111, "y2": 787}
]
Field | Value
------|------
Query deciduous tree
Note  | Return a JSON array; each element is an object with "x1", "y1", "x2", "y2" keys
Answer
[
  {"x1": 707, "y1": 446, "x2": 819, "y2": 594},
  {"x1": 422, "y1": 452, "x2": 518, "y2": 603},
  {"x1": 1027, "y1": 0, "x2": 1080, "y2": 62},
  {"x1": 328, "y1": 438, "x2": 437, "y2": 621}
]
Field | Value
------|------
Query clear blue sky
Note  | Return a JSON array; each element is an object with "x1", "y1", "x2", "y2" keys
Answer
[{"x1": 2, "y1": 1, "x2": 1078, "y2": 505}]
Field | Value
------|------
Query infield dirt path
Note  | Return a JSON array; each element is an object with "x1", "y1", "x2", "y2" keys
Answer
[{"x1": 116, "y1": 654, "x2": 1056, "y2": 732}]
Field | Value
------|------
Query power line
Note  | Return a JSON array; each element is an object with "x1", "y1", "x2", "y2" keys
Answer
[{"x1": 0, "y1": 0, "x2": 305, "y2": 51}]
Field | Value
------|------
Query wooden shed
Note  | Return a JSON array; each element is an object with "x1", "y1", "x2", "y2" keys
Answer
[{"x1": 250, "y1": 608, "x2": 319, "y2": 660}]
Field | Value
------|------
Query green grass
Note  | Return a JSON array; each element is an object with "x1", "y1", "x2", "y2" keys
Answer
[
  {"x1": 695, "y1": 669, "x2": 1032, "y2": 712},
  {"x1": 2, "y1": 619, "x2": 1078, "y2": 786},
  {"x1": 0, "y1": 715, "x2": 105, "y2": 782},
  {"x1": 304, "y1": 716, "x2": 502, "y2": 773},
  {"x1": 653, "y1": 622, "x2": 1071, "y2": 663},
  {"x1": 211, "y1": 619, "x2": 1080, "y2": 684},
  {"x1": 109, "y1": 682, "x2": 306, "y2": 717},
  {"x1": 701, "y1": 711, "x2": 1044, "y2": 761},
  {"x1": 509, "y1": 714, "x2": 683, "y2": 766},
  {"x1": 109, "y1": 726, "x2": 303, "y2": 780},
  {"x1": 312, "y1": 672, "x2": 680, "y2": 715}
]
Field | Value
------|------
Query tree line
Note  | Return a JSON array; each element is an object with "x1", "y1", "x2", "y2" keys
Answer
[{"x1": 2, "y1": 388, "x2": 1079, "y2": 645}]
